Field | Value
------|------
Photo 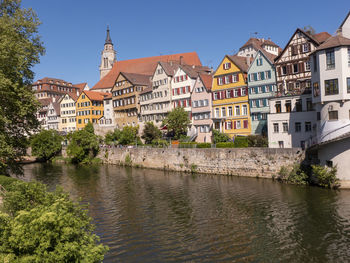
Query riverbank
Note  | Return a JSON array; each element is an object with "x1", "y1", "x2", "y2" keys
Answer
[{"x1": 98, "y1": 147, "x2": 304, "y2": 178}]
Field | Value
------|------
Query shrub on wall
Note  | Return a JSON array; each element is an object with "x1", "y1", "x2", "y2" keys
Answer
[
  {"x1": 233, "y1": 137, "x2": 248, "y2": 148},
  {"x1": 179, "y1": 142, "x2": 197, "y2": 148},
  {"x1": 311, "y1": 165, "x2": 339, "y2": 189},
  {"x1": 216, "y1": 142, "x2": 235, "y2": 148},
  {"x1": 197, "y1": 143, "x2": 211, "y2": 148},
  {"x1": 247, "y1": 135, "x2": 268, "y2": 147}
]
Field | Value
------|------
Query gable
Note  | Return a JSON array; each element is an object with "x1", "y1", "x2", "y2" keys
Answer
[
  {"x1": 214, "y1": 56, "x2": 241, "y2": 76},
  {"x1": 248, "y1": 51, "x2": 273, "y2": 74}
]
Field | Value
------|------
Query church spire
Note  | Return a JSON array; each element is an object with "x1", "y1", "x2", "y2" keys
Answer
[{"x1": 105, "y1": 26, "x2": 112, "y2": 45}]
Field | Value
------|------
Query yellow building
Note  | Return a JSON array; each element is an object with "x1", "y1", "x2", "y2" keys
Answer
[
  {"x1": 58, "y1": 93, "x2": 77, "y2": 133},
  {"x1": 76, "y1": 90, "x2": 109, "y2": 130},
  {"x1": 212, "y1": 55, "x2": 252, "y2": 138}
]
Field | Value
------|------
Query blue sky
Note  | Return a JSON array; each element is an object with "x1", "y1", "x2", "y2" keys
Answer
[{"x1": 22, "y1": 0, "x2": 349, "y2": 88}]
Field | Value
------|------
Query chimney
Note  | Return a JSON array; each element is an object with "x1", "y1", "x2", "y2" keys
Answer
[{"x1": 179, "y1": 56, "x2": 183, "y2": 65}]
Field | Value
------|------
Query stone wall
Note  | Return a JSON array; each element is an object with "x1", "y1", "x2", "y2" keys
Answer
[{"x1": 99, "y1": 147, "x2": 304, "y2": 178}]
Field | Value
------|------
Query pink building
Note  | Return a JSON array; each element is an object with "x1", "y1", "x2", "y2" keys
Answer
[{"x1": 191, "y1": 73, "x2": 213, "y2": 143}]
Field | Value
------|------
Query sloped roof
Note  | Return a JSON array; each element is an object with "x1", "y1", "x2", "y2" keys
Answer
[
  {"x1": 33, "y1": 77, "x2": 73, "y2": 86},
  {"x1": 38, "y1": 98, "x2": 53, "y2": 106},
  {"x1": 159, "y1": 61, "x2": 180, "y2": 76},
  {"x1": 313, "y1": 32, "x2": 332, "y2": 44},
  {"x1": 199, "y1": 73, "x2": 213, "y2": 91},
  {"x1": 91, "y1": 52, "x2": 202, "y2": 90},
  {"x1": 83, "y1": 90, "x2": 110, "y2": 101},
  {"x1": 315, "y1": 34, "x2": 350, "y2": 52},
  {"x1": 259, "y1": 48, "x2": 277, "y2": 63},
  {"x1": 73, "y1": 82, "x2": 87, "y2": 94},
  {"x1": 140, "y1": 86, "x2": 153, "y2": 95},
  {"x1": 121, "y1": 72, "x2": 151, "y2": 86},
  {"x1": 227, "y1": 55, "x2": 252, "y2": 72},
  {"x1": 180, "y1": 64, "x2": 212, "y2": 79},
  {"x1": 240, "y1": 37, "x2": 280, "y2": 50}
]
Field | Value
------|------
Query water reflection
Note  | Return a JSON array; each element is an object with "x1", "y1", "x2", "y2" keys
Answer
[{"x1": 21, "y1": 163, "x2": 350, "y2": 263}]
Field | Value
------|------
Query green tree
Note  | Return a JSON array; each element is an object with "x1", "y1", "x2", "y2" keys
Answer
[
  {"x1": 212, "y1": 129, "x2": 230, "y2": 143},
  {"x1": 162, "y1": 108, "x2": 190, "y2": 139},
  {"x1": 30, "y1": 129, "x2": 62, "y2": 161},
  {"x1": 0, "y1": 0, "x2": 45, "y2": 175},
  {"x1": 104, "y1": 128, "x2": 121, "y2": 145},
  {"x1": 0, "y1": 178, "x2": 108, "y2": 262},
  {"x1": 67, "y1": 123, "x2": 99, "y2": 163},
  {"x1": 119, "y1": 125, "x2": 140, "y2": 145},
  {"x1": 142, "y1": 122, "x2": 161, "y2": 144}
]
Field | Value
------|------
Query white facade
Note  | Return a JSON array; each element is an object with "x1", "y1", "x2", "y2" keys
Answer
[
  {"x1": 268, "y1": 94, "x2": 317, "y2": 148},
  {"x1": 99, "y1": 97, "x2": 115, "y2": 127},
  {"x1": 237, "y1": 38, "x2": 279, "y2": 58},
  {"x1": 58, "y1": 94, "x2": 76, "y2": 133},
  {"x1": 311, "y1": 41, "x2": 350, "y2": 143},
  {"x1": 47, "y1": 101, "x2": 60, "y2": 131}
]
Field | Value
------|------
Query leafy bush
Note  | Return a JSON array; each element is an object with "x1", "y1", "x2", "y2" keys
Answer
[
  {"x1": 30, "y1": 129, "x2": 63, "y2": 161},
  {"x1": 142, "y1": 122, "x2": 162, "y2": 144},
  {"x1": 278, "y1": 164, "x2": 308, "y2": 185},
  {"x1": 0, "y1": 175, "x2": 17, "y2": 189},
  {"x1": 179, "y1": 142, "x2": 197, "y2": 148},
  {"x1": 212, "y1": 130, "x2": 230, "y2": 143},
  {"x1": 104, "y1": 129, "x2": 121, "y2": 145},
  {"x1": 247, "y1": 135, "x2": 268, "y2": 147},
  {"x1": 311, "y1": 165, "x2": 339, "y2": 188},
  {"x1": 0, "y1": 180, "x2": 108, "y2": 262},
  {"x1": 151, "y1": 139, "x2": 169, "y2": 147},
  {"x1": 197, "y1": 143, "x2": 211, "y2": 148},
  {"x1": 233, "y1": 137, "x2": 248, "y2": 148},
  {"x1": 216, "y1": 142, "x2": 235, "y2": 148},
  {"x1": 67, "y1": 123, "x2": 99, "y2": 164},
  {"x1": 119, "y1": 126, "x2": 140, "y2": 145},
  {"x1": 162, "y1": 108, "x2": 190, "y2": 139}
]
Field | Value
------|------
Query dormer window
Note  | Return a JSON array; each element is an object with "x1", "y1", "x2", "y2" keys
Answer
[{"x1": 223, "y1": 62, "x2": 231, "y2": 70}]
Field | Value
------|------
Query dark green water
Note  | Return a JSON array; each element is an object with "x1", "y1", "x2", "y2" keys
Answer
[{"x1": 20, "y1": 163, "x2": 350, "y2": 262}]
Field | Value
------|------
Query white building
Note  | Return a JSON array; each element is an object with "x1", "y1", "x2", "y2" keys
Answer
[
  {"x1": 311, "y1": 17, "x2": 350, "y2": 144},
  {"x1": 268, "y1": 94, "x2": 316, "y2": 148},
  {"x1": 237, "y1": 37, "x2": 280, "y2": 58},
  {"x1": 98, "y1": 94, "x2": 115, "y2": 128},
  {"x1": 47, "y1": 99, "x2": 61, "y2": 130}
]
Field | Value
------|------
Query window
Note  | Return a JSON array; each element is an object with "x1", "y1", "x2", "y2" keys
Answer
[
  {"x1": 235, "y1": 105, "x2": 240, "y2": 116},
  {"x1": 221, "y1": 107, "x2": 226, "y2": 117},
  {"x1": 293, "y1": 63, "x2": 298, "y2": 73},
  {"x1": 278, "y1": 141, "x2": 284, "y2": 148},
  {"x1": 226, "y1": 90, "x2": 231, "y2": 98},
  {"x1": 234, "y1": 89, "x2": 238, "y2": 97},
  {"x1": 218, "y1": 77, "x2": 223, "y2": 85},
  {"x1": 236, "y1": 121, "x2": 241, "y2": 129},
  {"x1": 275, "y1": 101, "x2": 281, "y2": 113},
  {"x1": 326, "y1": 49, "x2": 335, "y2": 70},
  {"x1": 305, "y1": 122, "x2": 311, "y2": 132},
  {"x1": 285, "y1": 100, "x2": 291, "y2": 112},
  {"x1": 302, "y1": 43, "x2": 309, "y2": 53},
  {"x1": 228, "y1": 106, "x2": 233, "y2": 116},
  {"x1": 215, "y1": 108, "x2": 219, "y2": 117},
  {"x1": 282, "y1": 66, "x2": 287, "y2": 75},
  {"x1": 241, "y1": 88, "x2": 246, "y2": 96},
  {"x1": 213, "y1": 92, "x2": 218, "y2": 100},
  {"x1": 251, "y1": 100, "x2": 256, "y2": 108},
  {"x1": 295, "y1": 99, "x2": 302, "y2": 112},
  {"x1": 329, "y1": 110, "x2": 338, "y2": 121},
  {"x1": 223, "y1": 62, "x2": 231, "y2": 70},
  {"x1": 242, "y1": 105, "x2": 248, "y2": 115},
  {"x1": 283, "y1": 122, "x2": 288, "y2": 132},
  {"x1": 313, "y1": 82, "x2": 320, "y2": 97},
  {"x1": 305, "y1": 60, "x2": 311, "y2": 71},
  {"x1": 227, "y1": 121, "x2": 232, "y2": 130},
  {"x1": 273, "y1": 123, "x2": 279, "y2": 133},
  {"x1": 306, "y1": 98, "x2": 313, "y2": 111},
  {"x1": 232, "y1": 74, "x2": 238, "y2": 82},
  {"x1": 325, "y1": 79, "x2": 339, "y2": 95},
  {"x1": 257, "y1": 58, "x2": 263, "y2": 66},
  {"x1": 295, "y1": 122, "x2": 301, "y2": 132},
  {"x1": 347, "y1": 78, "x2": 350, "y2": 93},
  {"x1": 225, "y1": 76, "x2": 230, "y2": 84}
]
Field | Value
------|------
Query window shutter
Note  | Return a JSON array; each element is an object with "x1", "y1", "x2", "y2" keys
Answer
[
  {"x1": 217, "y1": 78, "x2": 219, "y2": 85},
  {"x1": 231, "y1": 89, "x2": 234, "y2": 97},
  {"x1": 268, "y1": 70, "x2": 272, "y2": 79},
  {"x1": 230, "y1": 121, "x2": 233, "y2": 129},
  {"x1": 173, "y1": 89, "x2": 175, "y2": 96},
  {"x1": 234, "y1": 121, "x2": 236, "y2": 129},
  {"x1": 237, "y1": 74, "x2": 240, "y2": 82},
  {"x1": 184, "y1": 100, "x2": 187, "y2": 107},
  {"x1": 230, "y1": 75, "x2": 233, "y2": 83},
  {"x1": 308, "y1": 43, "x2": 311, "y2": 51},
  {"x1": 299, "y1": 44, "x2": 303, "y2": 54},
  {"x1": 299, "y1": 62, "x2": 304, "y2": 72},
  {"x1": 182, "y1": 87, "x2": 186, "y2": 94},
  {"x1": 244, "y1": 120, "x2": 248, "y2": 128},
  {"x1": 277, "y1": 67, "x2": 281, "y2": 76},
  {"x1": 177, "y1": 88, "x2": 180, "y2": 95},
  {"x1": 248, "y1": 74, "x2": 251, "y2": 82},
  {"x1": 189, "y1": 100, "x2": 191, "y2": 106},
  {"x1": 223, "y1": 77, "x2": 226, "y2": 85},
  {"x1": 225, "y1": 122, "x2": 227, "y2": 130},
  {"x1": 255, "y1": 87, "x2": 258, "y2": 94},
  {"x1": 254, "y1": 73, "x2": 257, "y2": 81},
  {"x1": 222, "y1": 91, "x2": 225, "y2": 99},
  {"x1": 238, "y1": 88, "x2": 241, "y2": 97},
  {"x1": 186, "y1": 75, "x2": 188, "y2": 80},
  {"x1": 223, "y1": 64, "x2": 225, "y2": 69},
  {"x1": 261, "y1": 72, "x2": 265, "y2": 80}
]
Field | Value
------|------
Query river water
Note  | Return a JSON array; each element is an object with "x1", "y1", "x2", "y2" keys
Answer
[{"x1": 19, "y1": 163, "x2": 350, "y2": 262}]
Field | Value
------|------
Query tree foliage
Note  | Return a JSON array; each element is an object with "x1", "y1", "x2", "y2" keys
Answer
[
  {"x1": 30, "y1": 129, "x2": 62, "y2": 161},
  {"x1": 0, "y1": 176, "x2": 108, "y2": 262},
  {"x1": 0, "y1": 0, "x2": 45, "y2": 175},
  {"x1": 67, "y1": 123, "x2": 99, "y2": 163},
  {"x1": 212, "y1": 129, "x2": 230, "y2": 143},
  {"x1": 119, "y1": 125, "x2": 140, "y2": 145},
  {"x1": 104, "y1": 128, "x2": 122, "y2": 145},
  {"x1": 162, "y1": 108, "x2": 190, "y2": 140},
  {"x1": 142, "y1": 122, "x2": 161, "y2": 144}
]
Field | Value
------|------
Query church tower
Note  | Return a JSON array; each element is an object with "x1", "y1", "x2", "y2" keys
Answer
[{"x1": 99, "y1": 26, "x2": 116, "y2": 80}]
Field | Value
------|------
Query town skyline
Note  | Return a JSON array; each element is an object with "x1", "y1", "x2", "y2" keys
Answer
[{"x1": 23, "y1": 0, "x2": 349, "y2": 87}]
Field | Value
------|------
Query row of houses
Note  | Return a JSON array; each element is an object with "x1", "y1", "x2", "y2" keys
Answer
[{"x1": 33, "y1": 12, "x2": 350, "y2": 152}]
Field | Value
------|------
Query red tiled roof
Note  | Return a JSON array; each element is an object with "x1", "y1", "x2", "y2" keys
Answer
[
  {"x1": 33, "y1": 77, "x2": 73, "y2": 86},
  {"x1": 315, "y1": 34, "x2": 350, "y2": 52},
  {"x1": 159, "y1": 61, "x2": 180, "y2": 76},
  {"x1": 140, "y1": 86, "x2": 153, "y2": 95},
  {"x1": 73, "y1": 82, "x2": 87, "y2": 94},
  {"x1": 199, "y1": 73, "x2": 213, "y2": 91},
  {"x1": 240, "y1": 38, "x2": 280, "y2": 50},
  {"x1": 180, "y1": 64, "x2": 212, "y2": 79},
  {"x1": 91, "y1": 52, "x2": 202, "y2": 90},
  {"x1": 259, "y1": 48, "x2": 277, "y2": 64},
  {"x1": 83, "y1": 90, "x2": 110, "y2": 101},
  {"x1": 38, "y1": 98, "x2": 53, "y2": 106},
  {"x1": 312, "y1": 32, "x2": 331, "y2": 44},
  {"x1": 227, "y1": 55, "x2": 252, "y2": 72}
]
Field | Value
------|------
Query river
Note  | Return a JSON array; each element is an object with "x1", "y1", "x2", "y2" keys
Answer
[{"x1": 19, "y1": 163, "x2": 350, "y2": 262}]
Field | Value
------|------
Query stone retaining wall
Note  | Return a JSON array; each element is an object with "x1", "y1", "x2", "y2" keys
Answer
[{"x1": 99, "y1": 147, "x2": 304, "y2": 178}]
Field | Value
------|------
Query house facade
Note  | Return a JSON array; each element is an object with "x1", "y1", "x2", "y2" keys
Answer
[
  {"x1": 32, "y1": 78, "x2": 80, "y2": 101},
  {"x1": 247, "y1": 50, "x2": 277, "y2": 135},
  {"x1": 47, "y1": 100, "x2": 60, "y2": 130},
  {"x1": 58, "y1": 93, "x2": 77, "y2": 133},
  {"x1": 237, "y1": 37, "x2": 280, "y2": 58},
  {"x1": 112, "y1": 72, "x2": 151, "y2": 128},
  {"x1": 267, "y1": 94, "x2": 316, "y2": 148},
  {"x1": 212, "y1": 55, "x2": 251, "y2": 138},
  {"x1": 76, "y1": 91, "x2": 107, "y2": 130},
  {"x1": 36, "y1": 98, "x2": 52, "y2": 130},
  {"x1": 191, "y1": 74, "x2": 213, "y2": 143}
]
